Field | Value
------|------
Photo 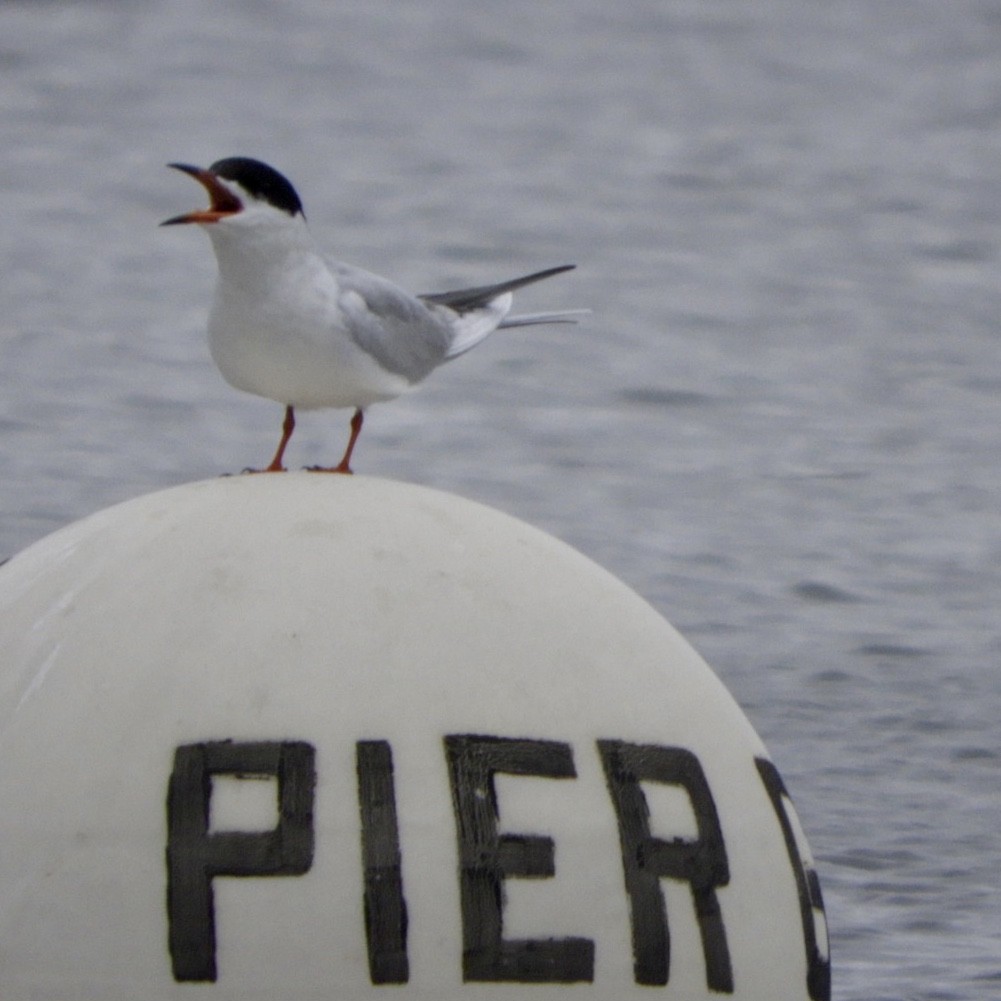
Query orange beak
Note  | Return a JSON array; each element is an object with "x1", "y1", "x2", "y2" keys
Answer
[{"x1": 160, "y1": 163, "x2": 243, "y2": 225}]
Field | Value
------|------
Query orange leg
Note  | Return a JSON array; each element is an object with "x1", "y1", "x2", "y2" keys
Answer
[
  {"x1": 308, "y1": 408, "x2": 363, "y2": 475},
  {"x1": 262, "y1": 405, "x2": 295, "y2": 472}
]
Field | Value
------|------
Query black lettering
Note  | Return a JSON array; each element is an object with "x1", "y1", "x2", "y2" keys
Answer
[
  {"x1": 597, "y1": 740, "x2": 732, "y2": 992},
  {"x1": 755, "y1": 758, "x2": 831, "y2": 1001},
  {"x1": 444, "y1": 734, "x2": 595, "y2": 983},
  {"x1": 356, "y1": 740, "x2": 409, "y2": 984},
  {"x1": 166, "y1": 740, "x2": 315, "y2": 982}
]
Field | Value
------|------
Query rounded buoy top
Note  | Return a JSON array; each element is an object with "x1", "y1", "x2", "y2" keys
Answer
[{"x1": 0, "y1": 475, "x2": 829, "y2": 1000}]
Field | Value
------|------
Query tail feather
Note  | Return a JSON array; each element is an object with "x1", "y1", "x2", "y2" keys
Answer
[
  {"x1": 425, "y1": 264, "x2": 582, "y2": 361},
  {"x1": 499, "y1": 309, "x2": 590, "y2": 329},
  {"x1": 442, "y1": 295, "x2": 512, "y2": 359}
]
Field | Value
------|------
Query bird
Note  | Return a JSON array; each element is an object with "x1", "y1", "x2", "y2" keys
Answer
[{"x1": 161, "y1": 156, "x2": 584, "y2": 473}]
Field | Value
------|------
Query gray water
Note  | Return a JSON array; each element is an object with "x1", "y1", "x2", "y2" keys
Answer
[{"x1": 2, "y1": 2, "x2": 1000, "y2": 997}]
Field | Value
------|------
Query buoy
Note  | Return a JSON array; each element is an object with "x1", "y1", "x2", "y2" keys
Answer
[{"x1": 0, "y1": 475, "x2": 829, "y2": 1000}]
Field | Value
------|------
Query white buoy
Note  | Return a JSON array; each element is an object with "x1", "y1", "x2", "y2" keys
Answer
[{"x1": 0, "y1": 476, "x2": 829, "y2": 1000}]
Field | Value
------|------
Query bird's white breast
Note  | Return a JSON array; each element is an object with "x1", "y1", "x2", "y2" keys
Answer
[{"x1": 206, "y1": 241, "x2": 411, "y2": 410}]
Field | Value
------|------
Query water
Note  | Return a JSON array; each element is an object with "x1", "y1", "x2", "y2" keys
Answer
[{"x1": 2, "y1": 1, "x2": 1000, "y2": 997}]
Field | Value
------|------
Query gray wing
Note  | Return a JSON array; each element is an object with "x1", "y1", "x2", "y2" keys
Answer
[
  {"x1": 422, "y1": 264, "x2": 581, "y2": 359},
  {"x1": 332, "y1": 262, "x2": 579, "y2": 383},
  {"x1": 331, "y1": 262, "x2": 455, "y2": 383},
  {"x1": 419, "y1": 265, "x2": 575, "y2": 313}
]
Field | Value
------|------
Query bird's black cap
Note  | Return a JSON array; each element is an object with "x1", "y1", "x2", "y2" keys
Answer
[{"x1": 209, "y1": 157, "x2": 305, "y2": 218}]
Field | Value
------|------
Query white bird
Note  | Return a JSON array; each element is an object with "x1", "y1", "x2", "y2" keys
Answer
[{"x1": 162, "y1": 157, "x2": 583, "y2": 473}]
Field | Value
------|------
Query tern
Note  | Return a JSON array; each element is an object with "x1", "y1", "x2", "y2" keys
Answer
[{"x1": 162, "y1": 156, "x2": 583, "y2": 473}]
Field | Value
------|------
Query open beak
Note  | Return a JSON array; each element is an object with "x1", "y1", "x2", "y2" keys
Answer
[{"x1": 160, "y1": 163, "x2": 243, "y2": 226}]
